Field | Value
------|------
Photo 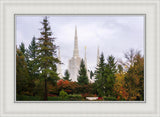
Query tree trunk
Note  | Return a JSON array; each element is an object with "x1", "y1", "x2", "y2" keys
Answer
[{"x1": 44, "y1": 78, "x2": 48, "y2": 100}]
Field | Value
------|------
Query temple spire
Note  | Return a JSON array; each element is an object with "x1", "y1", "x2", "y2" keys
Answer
[
  {"x1": 84, "y1": 46, "x2": 87, "y2": 69},
  {"x1": 73, "y1": 26, "x2": 79, "y2": 57}
]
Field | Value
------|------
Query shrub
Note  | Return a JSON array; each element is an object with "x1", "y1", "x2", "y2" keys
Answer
[
  {"x1": 59, "y1": 90, "x2": 68, "y2": 99},
  {"x1": 57, "y1": 80, "x2": 80, "y2": 94},
  {"x1": 57, "y1": 80, "x2": 97, "y2": 95},
  {"x1": 68, "y1": 94, "x2": 82, "y2": 100},
  {"x1": 103, "y1": 96, "x2": 117, "y2": 101},
  {"x1": 81, "y1": 93, "x2": 97, "y2": 98}
]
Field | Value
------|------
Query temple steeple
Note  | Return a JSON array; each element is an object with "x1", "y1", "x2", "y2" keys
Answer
[
  {"x1": 73, "y1": 26, "x2": 79, "y2": 57},
  {"x1": 84, "y1": 46, "x2": 87, "y2": 69}
]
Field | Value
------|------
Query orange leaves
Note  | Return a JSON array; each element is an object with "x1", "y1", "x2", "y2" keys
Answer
[
  {"x1": 114, "y1": 73, "x2": 129, "y2": 100},
  {"x1": 57, "y1": 79, "x2": 69, "y2": 86},
  {"x1": 57, "y1": 79, "x2": 80, "y2": 94}
]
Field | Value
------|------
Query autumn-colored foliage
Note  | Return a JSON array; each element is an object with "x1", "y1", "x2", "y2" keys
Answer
[
  {"x1": 114, "y1": 73, "x2": 128, "y2": 100},
  {"x1": 57, "y1": 79, "x2": 80, "y2": 94}
]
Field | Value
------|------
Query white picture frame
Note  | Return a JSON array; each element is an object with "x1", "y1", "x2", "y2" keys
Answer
[{"x1": 0, "y1": 0, "x2": 160, "y2": 116}]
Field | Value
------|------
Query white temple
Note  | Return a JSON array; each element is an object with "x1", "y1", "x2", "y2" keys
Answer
[
  {"x1": 97, "y1": 46, "x2": 100, "y2": 66},
  {"x1": 68, "y1": 26, "x2": 81, "y2": 81},
  {"x1": 68, "y1": 26, "x2": 96, "y2": 83},
  {"x1": 57, "y1": 48, "x2": 63, "y2": 78}
]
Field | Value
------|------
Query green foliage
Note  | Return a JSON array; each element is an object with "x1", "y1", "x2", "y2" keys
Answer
[
  {"x1": 105, "y1": 55, "x2": 117, "y2": 97},
  {"x1": 77, "y1": 59, "x2": 89, "y2": 85},
  {"x1": 95, "y1": 53, "x2": 106, "y2": 97},
  {"x1": 59, "y1": 90, "x2": 68, "y2": 99},
  {"x1": 35, "y1": 16, "x2": 60, "y2": 100},
  {"x1": 16, "y1": 48, "x2": 30, "y2": 95},
  {"x1": 63, "y1": 70, "x2": 71, "y2": 81},
  {"x1": 68, "y1": 94, "x2": 82, "y2": 100},
  {"x1": 28, "y1": 36, "x2": 37, "y2": 59},
  {"x1": 33, "y1": 79, "x2": 45, "y2": 97},
  {"x1": 95, "y1": 54, "x2": 117, "y2": 97},
  {"x1": 117, "y1": 64, "x2": 123, "y2": 74},
  {"x1": 103, "y1": 96, "x2": 117, "y2": 101},
  {"x1": 26, "y1": 36, "x2": 38, "y2": 75},
  {"x1": 90, "y1": 70, "x2": 94, "y2": 79},
  {"x1": 26, "y1": 37, "x2": 39, "y2": 91},
  {"x1": 124, "y1": 50, "x2": 144, "y2": 100},
  {"x1": 19, "y1": 42, "x2": 26, "y2": 54}
]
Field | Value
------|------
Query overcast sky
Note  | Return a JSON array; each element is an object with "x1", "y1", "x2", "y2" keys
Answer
[{"x1": 16, "y1": 15, "x2": 144, "y2": 74}]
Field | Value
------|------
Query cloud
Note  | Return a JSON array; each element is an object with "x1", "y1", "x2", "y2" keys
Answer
[{"x1": 16, "y1": 15, "x2": 144, "y2": 75}]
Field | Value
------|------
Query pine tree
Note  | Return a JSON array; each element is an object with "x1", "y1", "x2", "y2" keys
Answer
[
  {"x1": 90, "y1": 70, "x2": 94, "y2": 79},
  {"x1": 16, "y1": 48, "x2": 29, "y2": 95},
  {"x1": 36, "y1": 16, "x2": 60, "y2": 100},
  {"x1": 95, "y1": 54, "x2": 117, "y2": 97},
  {"x1": 28, "y1": 36, "x2": 37, "y2": 60},
  {"x1": 19, "y1": 42, "x2": 26, "y2": 54},
  {"x1": 117, "y1": 64, "x2": 123, "y2": 74},
  {"x1": 27, "y1": 36, "x2": 38, "y2": 77},
  {"x1": 19, "y1": 42, "x2": 29, "y2": 64},
  {"x1": 104, "y1": 55, "x2": 117, "y2": 97},
  {"x1": 77, "y1": 59, "x2": 89, "y2": 85},
  {"x1": 95, "y1": 53, "x2": 106, "y2": 96},
  {"x1": 63, "y1": 70, "x2": 71, "y2": 81}
]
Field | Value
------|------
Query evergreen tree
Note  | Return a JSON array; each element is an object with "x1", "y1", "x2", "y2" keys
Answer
[
  {"x1": 117, "y1": 64, "x2": 123, "y2": 74},
  {"x1": 104, "y1": 55, "x2": 117, "y2": 97},
  {"x1": 90, "y1": 70, "x2": 94, "y2": 79},
  {"x1": 19, "y1": 42, "x2": 26, "y2": 54},
  {"x1": 27, "y1": 36, "x2": 38, "y2": 77},
  {"x1": 95, "y1": 53, "x2": 106, "y2": 96},
  {"x1": 63, "y1": 70, "x2": 71, "y2": 81},
  {"x1": 77, "y1": 59, "x2": 89, "y2": 85},
  {"x1": 95, "y1": 54, "x2": 117, "y2": 97},
  {"x1": 16, "y1": 48, "x2": 29, "y2": 95},
  {"x1": 24, "y1": 36, "x2": 38, "y2": 96},
  {"x1": 19, "y1": 42, "x2": 29, "y2": 64},
  {"x1": 28, "y1": 36, "x2": 37, "y2": 60},
  {"x1": 36, "y1": 16, "x2": 60, "y2": 100}
]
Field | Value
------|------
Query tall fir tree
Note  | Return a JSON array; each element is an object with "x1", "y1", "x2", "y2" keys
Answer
[
  {"x1": 90, "y1": 70, "x2": 94, "y2": 79},
  {"x1": 28, "y1": 36, "x2": 37, "y2": 60},
  {"x1": 27, "y1": 36, "x2": 38, "y2": 77},
  {"x1": 77, "y1": 59, "x2": 89, "y2": 85},
  {"x1": 63, "y1": 70, "x2": 71, "y2": 81},
  {"x1": 95, "y1": 53, "x2": 106, "y2": 96},
  {"x1": 95, "y1": 54, "x2": 117, "y2": 97},
  {"x1": 19, "y1": 42, "x2": 26, "y2": 54},
  {"x1": 104, "y1": 55, "x2": 117, "y2": 97},
  {"x1": 16, "y1": 48, "x2": 29, "y2": 95},
  {"x1": 36, "y1": 16, "x2": 60, "y2": 100}
]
